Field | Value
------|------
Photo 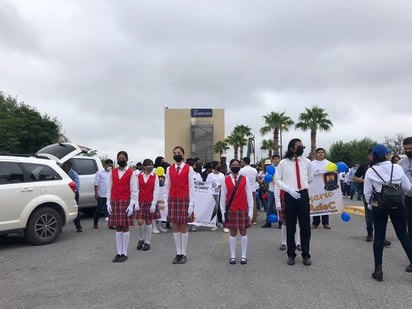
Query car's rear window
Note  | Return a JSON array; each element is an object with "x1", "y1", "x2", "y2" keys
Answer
[
  {"x1": 73, "y1": 158, "x2": 98, "y2": 175},
  {"x1": 23, "y1": 163, "x2": 62, "y2": 181}
]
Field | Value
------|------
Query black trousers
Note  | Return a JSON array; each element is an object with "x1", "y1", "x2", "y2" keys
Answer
[
  {"x1": 285, "y1": 190, "x2": 311, "y2": 259},
  {"x1": 405, "y1": 196, "x2": 412, "y2": 240}
]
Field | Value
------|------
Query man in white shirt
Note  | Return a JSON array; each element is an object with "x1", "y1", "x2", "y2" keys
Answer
[
  {"x1": 398, "y1": 137, "x2": 412, "y2": 240},
  {"x1": 276, "y1": 138, "x2": 313, "y2": 266},
  {"x1": 311, "y1": 148, "x2": 331, "y2": 229},
  {"x1": 93, "y1": 159, "x2": 113, "y2": 229},
  {"x1": 240, "y1": 157, "x2": 258, "y2": 225}
]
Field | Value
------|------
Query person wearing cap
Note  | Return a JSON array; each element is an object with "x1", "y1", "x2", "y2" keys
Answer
[
  {"x1": 398, "y1": 137, "x2": 412, "y2": 240},
  {"x1": 276, "y1": 138, "x2": 313, "y2": 266},
  {"x1": 364, "y1": 144, "x2": 412, "y2": 281}
]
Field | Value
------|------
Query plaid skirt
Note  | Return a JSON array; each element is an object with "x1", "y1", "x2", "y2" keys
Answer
[
  {"x1": 135, "y1": 201, "x2": 161, "y2": 220},
  {"x1": 108, "y1": 200, "x2": 135, "y2": 227},
  {"x1": 224, "y1": 209, "x2": 251, "y2": 230},
  {"x1": 167, "y1": 196, "x2": 193, "y2": 224}
]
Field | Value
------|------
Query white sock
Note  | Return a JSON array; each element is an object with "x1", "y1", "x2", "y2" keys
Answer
[
  {"x1": 116, "y1": 232, "x2": 123, "y2": 255},
  {"x1": 241, "y1": 235, "x2": 248, "y2": 259},
  {"x1": 122, "y1": 232, "x2": 129, "y2": 256},
  {"x1": 137, "y1": 225, "x2": 144, "y2": 240},
  {"x1": 281, "y1": 225, "x2": 287, "y2": 245},
  {"x1": 229, "y1": 236, "x2": 237, "y2": 259},
  {"x1": 295, "y1": 223, "x2": 301, "y2": 245},
  {"x1": 145, "y1": 224, "x2": 152, "y2": 244},
  {"x1": 181, "y1": 232, "x2": 189, "y2": 255},
  {"x1": 173, "y1": 233, "x2": 182, "y2": 255}
]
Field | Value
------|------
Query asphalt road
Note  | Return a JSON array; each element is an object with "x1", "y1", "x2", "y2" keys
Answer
[{"x1": 1, "y1": 198, "x2": 412, "y2": 309}]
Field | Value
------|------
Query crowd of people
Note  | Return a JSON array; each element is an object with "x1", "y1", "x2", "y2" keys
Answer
[{"x1": 63, "y1": 136, "x2": 412, "y2": 282}]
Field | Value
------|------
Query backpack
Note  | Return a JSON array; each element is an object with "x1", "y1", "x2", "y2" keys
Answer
[{"x1": 369, "y1": 165, "x2": 404, "y2": 210}]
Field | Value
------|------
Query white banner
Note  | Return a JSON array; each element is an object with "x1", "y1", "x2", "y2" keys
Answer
[
  {"x1": 156, "y1": 182, "x2": 219, "y2": 227},
  {"x1": 309, "y1": 172, "x2": 344, "y2": 217}
]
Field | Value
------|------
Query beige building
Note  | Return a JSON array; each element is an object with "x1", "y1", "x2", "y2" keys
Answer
[{"x1": 164, "y1": 108, "x2": 225, "y2": 164}]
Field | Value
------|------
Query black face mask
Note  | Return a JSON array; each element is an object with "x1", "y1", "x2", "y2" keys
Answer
[
  {"x1": 231, "y1": 167, "x2": 240, "y2": 174},
  {"x1": 118, "y1": 160, "x2": 127, "y2": 168},
  {"x1": 295, "y1": 147, "x2": 304, "y2": 156},
  {"x1": 405, "y1": 151, "x2": 412, "y2": 159},
  {"x1": 173, "y1": 155, "x2": 183, "y2": 163}
]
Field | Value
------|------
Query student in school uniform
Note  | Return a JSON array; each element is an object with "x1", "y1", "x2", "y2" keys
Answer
[
  {"x1": 107, "y1": 151, "x2": 137, "y2": 263},
  {"x1": 135, "y1": 159, "x2": 160, "y2": 251},
  {"x1": 220, "y1": 159, "x2": 253, "y2": 265},
  {"x1": 164, "y1": 146, "x2": 195, "y2": 264}
]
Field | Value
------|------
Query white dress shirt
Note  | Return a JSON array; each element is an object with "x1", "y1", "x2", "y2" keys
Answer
[
  {"x1": 311, "y1": 159, "x2": 330, "y2": 175},
  {"x1": 94, "y1": 169, "x2": 110, "y2": 198},
  {"x1": 275, "y1": 156, "x2": 313, "y2": 192},
  {"x1": 239, "y1": 165, "x2": 258, "y2": 192}
]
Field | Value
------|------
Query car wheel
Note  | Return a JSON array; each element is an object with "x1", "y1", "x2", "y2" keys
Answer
[{"x1": 25, "y1": 207, "x2": 62, "y2": 245}]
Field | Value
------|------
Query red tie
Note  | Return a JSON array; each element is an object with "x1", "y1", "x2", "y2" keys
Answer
[
  {"x1": 295, "y1": 159, "x2": 301, "y2": 190},
  {"x1": 176, "y1": 166, "x2": 180, "y2": 174},
  {"x1": 234, "y1": 175, "x2": 237, "y2": 184}
]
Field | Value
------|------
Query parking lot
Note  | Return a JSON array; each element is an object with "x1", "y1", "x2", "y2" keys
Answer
[{"x1": 1, "y1": 199, "x2": 412, "y2": 309}]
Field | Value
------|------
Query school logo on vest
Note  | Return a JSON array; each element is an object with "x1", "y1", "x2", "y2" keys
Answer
[{"x1": 323, "y1": 172, "x2": 339, "y2": 191}]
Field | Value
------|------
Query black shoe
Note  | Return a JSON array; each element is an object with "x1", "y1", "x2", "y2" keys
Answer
[
  {"x1": 112, "y1": 254, "x2": 121, "y2": 263},
  {"x1": 372, "y1": 267, "x2": 383, "y2": 281},
  {"x1": 296, "y1": 244, "x2": 302, "y2": 251},
  {"x1": 383, "y1": 239, "x2": 391, "y2": 246},
  {"x1": 76, "y1": 227, "x2": 82, "y2": 232},
  {"x1": 303, "y1": 257, "x2": 312, "y2": 266},
  {"x1": 366, "y1": 234, "x2": 373, "y2": 242},
  {"x1": 287, "y1": 257, "x2": 295, "y2": 265},
  {"x1": 262, "y1": 222, "x2": 272, "y2": 228},
  {"x1": 406, "y1": 264, "x2": 412, "y2": 272},
  {"x1": 240, "y1": 257, "x2": 247, "y2": 265},
  {"x1": 142, "y1": 243, "x2": 151, "y2": 251},
  {"x1": 179, "y1": 255, "x2": 187, "y2": 264},
  {"x1": 279, "y1": 244, "x2": 286, "y2": 251},
  {"x1": 117, "y1": 254, "x2": 127, "y2": 262},
  {"x1": 136, "y1": 240, "x2": 144, "y2": 250},
  {"x1": 93, "y1": 223, "x2": 98, "y2": 229},
  {"x1": 229, "y1": 258, "x2": 236, "y2": 265},
  {"x1": 172, "y1": 255, "x2": 182, "y2": 264}
]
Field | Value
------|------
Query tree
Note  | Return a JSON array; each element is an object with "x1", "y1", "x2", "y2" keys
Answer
[
  {"x1": 213, "y1": 140, "x2": 229, "y2": 157},
  {"x1": 260, "y1": 139, "x2": 274, "y2": 159},
  {"x1": 328, "y1": 138, "x2": 377, "y2": 167},
  {"x1": 295, "y1": 106, "x2": 333, "y2": 160},
  {"x1": 0, "y1": 92, "x2": 62, "y2": 153},
  {"x1": 384, "y1": 133, "x2": 405, "y2": 155},
  {"x1": 226, "y1": 130, "x2": 244, "y2": 160},
  {"x1": 233, "y1": 124, "x2": 252, "y2": 159},
  {"x1": 260, "y1": 111, "x2": 294, "y2": 157}
]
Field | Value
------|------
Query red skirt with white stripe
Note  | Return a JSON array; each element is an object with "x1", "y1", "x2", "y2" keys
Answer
[
  {"x1": 167, "y1": 196, "x2": 194, "y2": 224},
  {"x1": 135, "y1": 201, "x2": 161, "y2": 220},
  {"x1": 108, "y1": 200, "x2": 135, "y2": 227}
]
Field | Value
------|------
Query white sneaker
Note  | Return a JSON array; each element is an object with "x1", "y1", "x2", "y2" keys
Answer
[
  {"x1": 158, "y1": 226, "x2": 168, "y2": 233},
  {"x1": 104, "y1": 217, "x2": 109, "y2": 222},
  {"x1": 223, "y1": 228, "x2": 229, "y2": 233},
  {"x1": 210, "y1": 226, "x2": 218, "y2": 231},
  {"x1": 152, "y1": 226, "x2": 160, "y2": 234}
]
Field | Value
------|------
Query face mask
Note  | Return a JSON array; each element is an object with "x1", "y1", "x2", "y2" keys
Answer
[
  {"x1": 231, "y1": 167, "x2": 240, "y2": 174},
  {"x1": 405, "y1": 151, "x2": 412, "y2": 159},
  {"x1": 146, "y1": 167, "x2": 153, "y2": 173},
  {"x1": 118, "y1": 160, "x2": 127, "y2": 168},
  {"x1": 295, "y1": 147, "x2": 304, "y2": 156},
  {"x1": 105, "y1": 166, "x2": 112, "y2": 172},
  {"x1": 173, "y1": 155, "x2": 183, "y2": 163}
]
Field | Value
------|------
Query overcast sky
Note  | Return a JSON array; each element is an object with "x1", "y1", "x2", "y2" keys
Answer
[{"x1": 1, "y1": 0, "x2": 411, "y2": 163}]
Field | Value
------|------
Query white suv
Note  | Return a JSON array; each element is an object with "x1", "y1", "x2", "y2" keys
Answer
[{"x1": 0, "y1": 143, "x2": 82, "y2": 245}]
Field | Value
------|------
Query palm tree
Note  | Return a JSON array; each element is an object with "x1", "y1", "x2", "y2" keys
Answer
[
  {"x1": 226, "y1": 130, "x2": 244, "y2": 159},
  {"x1": 260, "y1": 111, "x2": 294, "y2": 157},
  {"x1": 295, "y1": 106, "x2": 333, "y2": 160},
  {"x1": 213, "y1": 140, "x2": 229, "y2": 157},
  {"x1": 260, "y1": 139, "x2": 274, "y2": 158},
  {"x1": 233, "y1": 124, "x2": 252, "y2": 159}
]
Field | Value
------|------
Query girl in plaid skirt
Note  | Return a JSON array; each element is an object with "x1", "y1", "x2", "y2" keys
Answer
[
  {"x1": 107, "y1": 151, "x2": 137, "y2": 263},
  {"x1": 164, "y1": 146, "x2": 195, "y2": 264},
  {"x1": 220, "y1": 159, "x2": 253, "y2": 265},
  {"x1": 135, "y1": 159, "x2": 160, "y2": 251}
]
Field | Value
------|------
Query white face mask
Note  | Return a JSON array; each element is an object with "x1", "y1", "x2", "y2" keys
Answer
[{"x1": 105, "y1": 166, "x2": 112, "y2": 172}]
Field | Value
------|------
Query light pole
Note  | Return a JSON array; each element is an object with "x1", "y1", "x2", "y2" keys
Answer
[{"x1": 247, "y1": 134, "x2": 256, "y2": 164}]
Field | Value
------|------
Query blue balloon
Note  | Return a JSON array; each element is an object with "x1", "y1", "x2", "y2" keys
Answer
[
  {"x1": 255, "y1": 191, "x2": 260, "y2": 198},
  {"x1": 341, "y1": 212, "x2": 350, "y2": 222},
  {"x1": 337, "y1": 162, "x2": 348, "y2": 173},
  {"x1": 268, "y1": 214, "x2": 279, "y2": 223},
  {"x1": 266, "y1": 165, "x2": 276, "y2": 176},
  {"x1": 264, "y1": 174, "x2": 273, "y2": 183}
]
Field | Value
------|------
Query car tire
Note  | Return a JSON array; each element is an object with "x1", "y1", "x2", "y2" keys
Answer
[{"x1": 25, "y1": 207, "x2": 62, "y2": 245}]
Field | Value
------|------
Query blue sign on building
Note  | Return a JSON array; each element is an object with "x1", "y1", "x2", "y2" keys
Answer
[{"x1": 191, "y1": 108, "x2": 213, "y2": 117}]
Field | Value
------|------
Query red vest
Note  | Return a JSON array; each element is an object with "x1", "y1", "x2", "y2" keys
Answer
[
  {"x1": 111, "y1": 168, "x2": 133, "y2": 200},
  {"x1": 169, "y1": 164, "x2": 190, "y2": 198},
  {"x1": 138, "y1": 173, "x2": 155, "y2": 203},
  {"x1": 225, "y1": 175, "x2": 247, "y2": 211}
]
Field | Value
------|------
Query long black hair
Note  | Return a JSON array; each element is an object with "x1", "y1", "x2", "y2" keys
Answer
[{"x1": 284, "y1": 138, "x2": 302, "y2": 159}]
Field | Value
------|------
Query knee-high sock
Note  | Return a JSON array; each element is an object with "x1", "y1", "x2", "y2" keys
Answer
[
  {"x1": 116, "y1": 232, "x2": 123, "y2": 255},
  {"x1": 122, "y1": 232, "x2": 129, "y2": 256},
  {"x1": 241, "y1": 235, "x2": 248, "y2": 259},
  {"x1": 281, "y1": 225, "x2": 287, "y2": 245},
  {"x1": 173, "y1": 232, "x2": 182, "y2": 255},
  {"x1": 295, "y1": 223, "x2": 301, "y2": 245},
  {"x1": 181, "y1": 232, "x2": 189, "y2": 255},
  {"x1": 229, "y1": 236, "x2": 237, "y2": 259},
  {"x1": 137, "y1": 225, "x2": 144, "y2": 240},
  {"x1": 145, "y1": 224, "x2": 152, "y2": 244}
]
